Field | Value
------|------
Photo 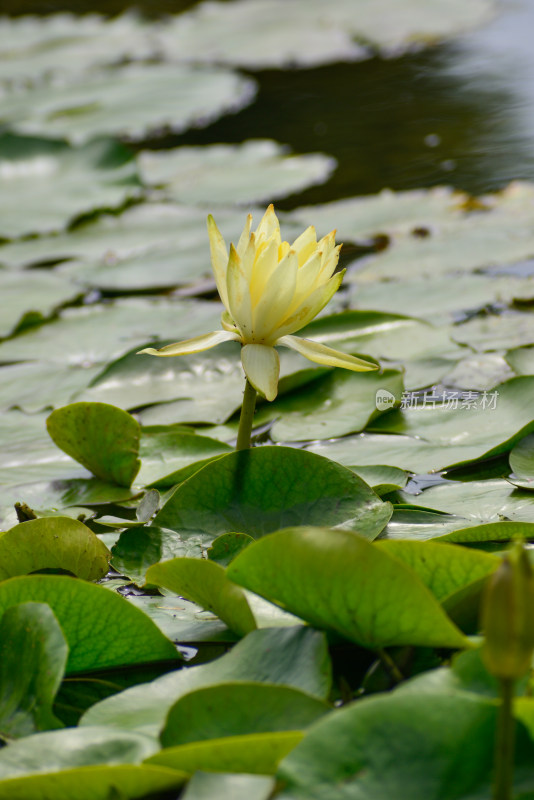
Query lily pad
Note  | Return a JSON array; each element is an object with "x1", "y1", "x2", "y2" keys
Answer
[
  {"x1": 0, "y1": 362, "x2": 100, "y2": 414},
  {"x1": 0, "y1": 575, "x2": 179, "y2": 673},
  {"x1": 262, "y1": 368, "x2": 404, "y2": 442},
  {"x1": 158, "y1": 0, "x2": 493, "y2": 68},
  {"x1": 289, "y1": 186, "x2": 465, "y2": 242},
  {"x1": 227, "y1": 527, "x2": 468, "y2": 649},
  {"x1": 0, "y1": 270, "x2": 83, "y2": 338},
  {"x1": 82, "y1": 626, "x2": 331, "y2": 733},
  {"x1": 145, "y1": 730, "x2": 303, "y2": 775},
  {"x1": 160, "y1": 682, "x2": 329, "y2": 747},
  {"x1": 453, "y1": 311, "x2": 534, "y2": 352},
  {"x1": 1, "y1": 63, "x2": 256, "y2": 144},
  {"x1": 153, "y1": 447, "x2": 392, "y2": 543},
  {"x1": 0, "y1": 203, "x2": 294, "y2": 271},
  {"x1": 138, "y1": 141, "x2": 335, "y2": 205},
  {"x1": 398, "y1": 479, "x2": 534, "y2": 525},
  {"x1": 47, "y1": 402, "x2": 141, "y2": 487},
  {"x1": 0, "y1": 517, "x2": 110, "y2": 581},
  {"x1": 180, "y1": 772, "x2": 274, "y2": 800},
  {"x1": 369, "y1": 376, "x2": 534, "y2": 469},
  {"x1": 277, "y1": 688, "x2": 534, "y2": 800},
  {"x1": 0, "y1": 13, "x2": 158, "y2": 84},
  {"x1": 0, "y1": 603, "x2": 67, "y2": 739},
  {"x1": 146, "y1": 558, "x2": 257, "y2": 637},
  {"x1": 506, "y1": 345, "x2": 534, "y2": 376},
  {"x1": 0, "y1": 298, "x2": 221, "y2": 367},
  {"x1": 111, "y1": 526, "x2": 204, "y2": 587},
  {"x1": 0, "y1": 134, "x2": 140, "y2": 239},
  {"x1": 509, "y1": 433, "x2": 534, "y2": 489}
]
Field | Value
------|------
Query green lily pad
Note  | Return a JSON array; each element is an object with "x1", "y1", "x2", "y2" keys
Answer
[
  {"x1": 138, "y1": 141, "x2": 335, "y2": 205},
  {"x1": 0, "y1": 203, "x2": 290, "y2": 271},
  {"x1": 228, "y1": 527, "x2": 468, "y2": 649},
  {"x1": 370, "y1": 376, "x2": 534, "y2": 469},
  {"x1": 0, "y1": 298, "x2": 221, "y2": 367},
  {"x1": 146, "y1": 558, "x2": 256, "y2": 637},
  {"x1": 262, "y1": 368, "x2": 404, "y2": 442},
  {"x1": 349, "y1": 273, "x2": 531, "y2": 323},
  {"x1": 0, "y1": 270, "x2": 83, "y2": 339},
  {"x1": 0, "y1": 410, "x2": 87, "y2": 489},
  {"x1": 399, "y1": 479, "x2": 534, "y2": 524},
  {"x1": 0, "y1": 765, "x2": 186, "y2": 800},
  {"x1": 374, "y1": 540, "x2": 497, "y2": 601},
  {"x1": 442, "y1": 353, "x2": 515, "y2": 391},
  {"x1": 377, "y1": 508, "x2": 468, "y2": 541},
  {"x1": 0, "y1": 575, "x2": 179, "y2": 673},
  {"x1": 509, "y1": 433, "x2": 534, "y2": 489},
  {"x1": 81, "y1": 626, "x2": 331, "y2": 733},
  {"x1": 0, "y1": 517, "x2": 110, "y2": 581},
  {"x1": 452, "y1": 312, "x2": 534, "y2": 352},
  {"x1": 153, "y1": 447, "x2": 392, "y2": 543},
  {"x1": 161, "y1": 682, "x2": 329, "y2": 747},
  {"x1": 1, "y1": 63, "x2": 256, "y2": 144},
  {"x1": 47, "y1": 402, "x2": 141, "y2": 487},
  {"x1": 0, "y1": 135, "x2": 140, "y2": 239},
  {"x1": 0, "y1": 603, "x2": 67, "y2": 739},
  {"x1": 438, "y1": 521, "x2": 534, "y2": 543},
  {"x1": 350, "y1": 465, "x2": 408, "y2": 494},
  {"x1": 277, "y1": 688, "x2": 534, "y2": 800},
  {"x1": 181, "y1": 772, "x2": 274, "y2": 800},
  {"x1": 506, "y1": 345, "x2": 534, "y2": 376},
  {"x1": 289, "y1": 186, "x2": 464, "y2": 242},
  {"x1": 207, "y1": 533, "x2": 254, "y2": 567},
  {"x1": 145, "y1": 730, "x2": 303, "y2": 775},
  {"x1": 0, "y1": 13, "x2": 158, "y2": 83},
  {"x1": 158, "y1": 0, "x2": 493, "y2": 68},
  {"x1": 0, "y1": 362, "x2": 101, "y2": 414},
  {"x1": 111, "y1": 526, "x2": 204, "y2": 587},
  {"x1": 124, "y1": 593, "x2": 233, "y2": 643}
]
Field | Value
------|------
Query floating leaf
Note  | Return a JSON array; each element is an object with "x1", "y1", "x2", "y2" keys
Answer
[
  {"x1": 153, "y1": 447, "x2": 392, "y2": 543},
  {"x1": 208, "y1": 533, "x2": 254, "y2": 567},
  {"x1": 47, "y1": 403, "x2": 140, "y2": 487},
  {"x1": 161, "y1": 682, "x2": 329, "y2": 747},
  {"x1": 0, "y1": 517, "x2": 110, "y2": 581},
  {"x1": 261, "y1": 368, "x2": 404, "y2": 442},
  {"x1": 158, "y1": 0, "x2": 493, "y2": 68},
  {"x1": 0, "y1": 575, "x2": 178, "y2": 674},
  {"x1": 111, "y1": 526, "x2": 203, "y2": 587},
  {"x1": 180, "y1": 772, "x2": 274, "y2": 800},
  {"x1": 228, "y1": 528, "x2": 469, "y2": 649},
  {"x1": 145, "y1": 731, "x2": 303, "y2": 775},
  {"x1": 137, "y1": 430, "x2": 232, "y2": 487},
  {"x1": 0, "y1": 298, "x2": 221, "y2": 367},
  {"x1": 509, "y1": 433, "x2": 534, "y2": 490},
  {"x1": 82, "y1": 626, "x2": 331, "y2": 733},
  {"x1": 374, "y1": 540, "x2": 497, "y2": 601},
  {"x1": 0, "y1": 603, "x2": 67, "y2": 739},
  {"x1": 1, "y1": 63, "x2": 256, "y2": 144},
  {"x1": 138, "y1": 141, "x2": 335, "y2": 205},
  {"x1": 0, "y1": 134, "x2": 140, "y2": 239},
  {"x1": 0, "y1": 13, "x2": 158, "y2": 83},
  {"x1": 278, "y1": 688, "x2": 534, "y2": 800},
  {"x1": 0, "y1": 363, "x2": 100, "y2": 415},
  {"x1": 0, "y1": 271, "x2": 83, "y2": 339},
  {"x1": 146, "y1": 558, "x2": 256, "y2": 637}
]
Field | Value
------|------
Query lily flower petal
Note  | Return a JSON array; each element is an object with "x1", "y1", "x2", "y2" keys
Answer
[
  {"x1": 277, "y1": 335, "x2": 379, "y2": 371},
  {"x1": 207, "y1": 215, "x2": 230, "y2": 309},
  {"x1": 227, "y1": 244, "x2": 253, "y2": 339},
  {"x1": 267, "y1": 270, "x2": 345, "y2": 340},
  {"x1": 252, "y1": 249, "x2": 298, "y2": 341},
  {"x1": 137, "y1": 330, "x2": 240, "y2": 357},
  {"x1": 241, "y1": 343, "x2": 280, "y2": 401}
]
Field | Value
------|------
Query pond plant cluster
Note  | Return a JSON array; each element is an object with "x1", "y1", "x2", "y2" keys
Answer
[{"x1": 3, "y1": 0, "x2": 534, "y2": 798}]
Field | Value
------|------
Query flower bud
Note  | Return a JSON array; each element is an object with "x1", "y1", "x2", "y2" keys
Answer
[{"x1": 481, "y1": 544, "x2": 534, "y2": 680}]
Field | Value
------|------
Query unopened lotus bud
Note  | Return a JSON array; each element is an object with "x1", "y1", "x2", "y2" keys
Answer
[{"x1": 481, "y1": 544, "x2": 534, "y2": 680}]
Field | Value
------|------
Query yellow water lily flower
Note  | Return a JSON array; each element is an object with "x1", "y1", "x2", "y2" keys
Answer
[{"x1": 139, "y1": 204, "x2": 377, "y2": 401}]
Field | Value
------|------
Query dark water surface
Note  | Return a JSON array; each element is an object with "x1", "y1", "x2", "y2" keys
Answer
[{"x1": 4, "y1": 0, "x2": 534, "y2": 206}]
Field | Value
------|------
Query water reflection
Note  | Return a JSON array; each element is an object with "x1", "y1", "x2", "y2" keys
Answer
[{"x1": 173, "y1": 0, "x2": 534, "y2": 203}]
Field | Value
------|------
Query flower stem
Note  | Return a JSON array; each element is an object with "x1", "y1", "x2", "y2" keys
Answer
[
  {"x1": 236, "y1": 379, "x2": 257, "y2": 450},
  {"x1": 493, "y1": 678, "x2": 515, "y2": 800}
]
